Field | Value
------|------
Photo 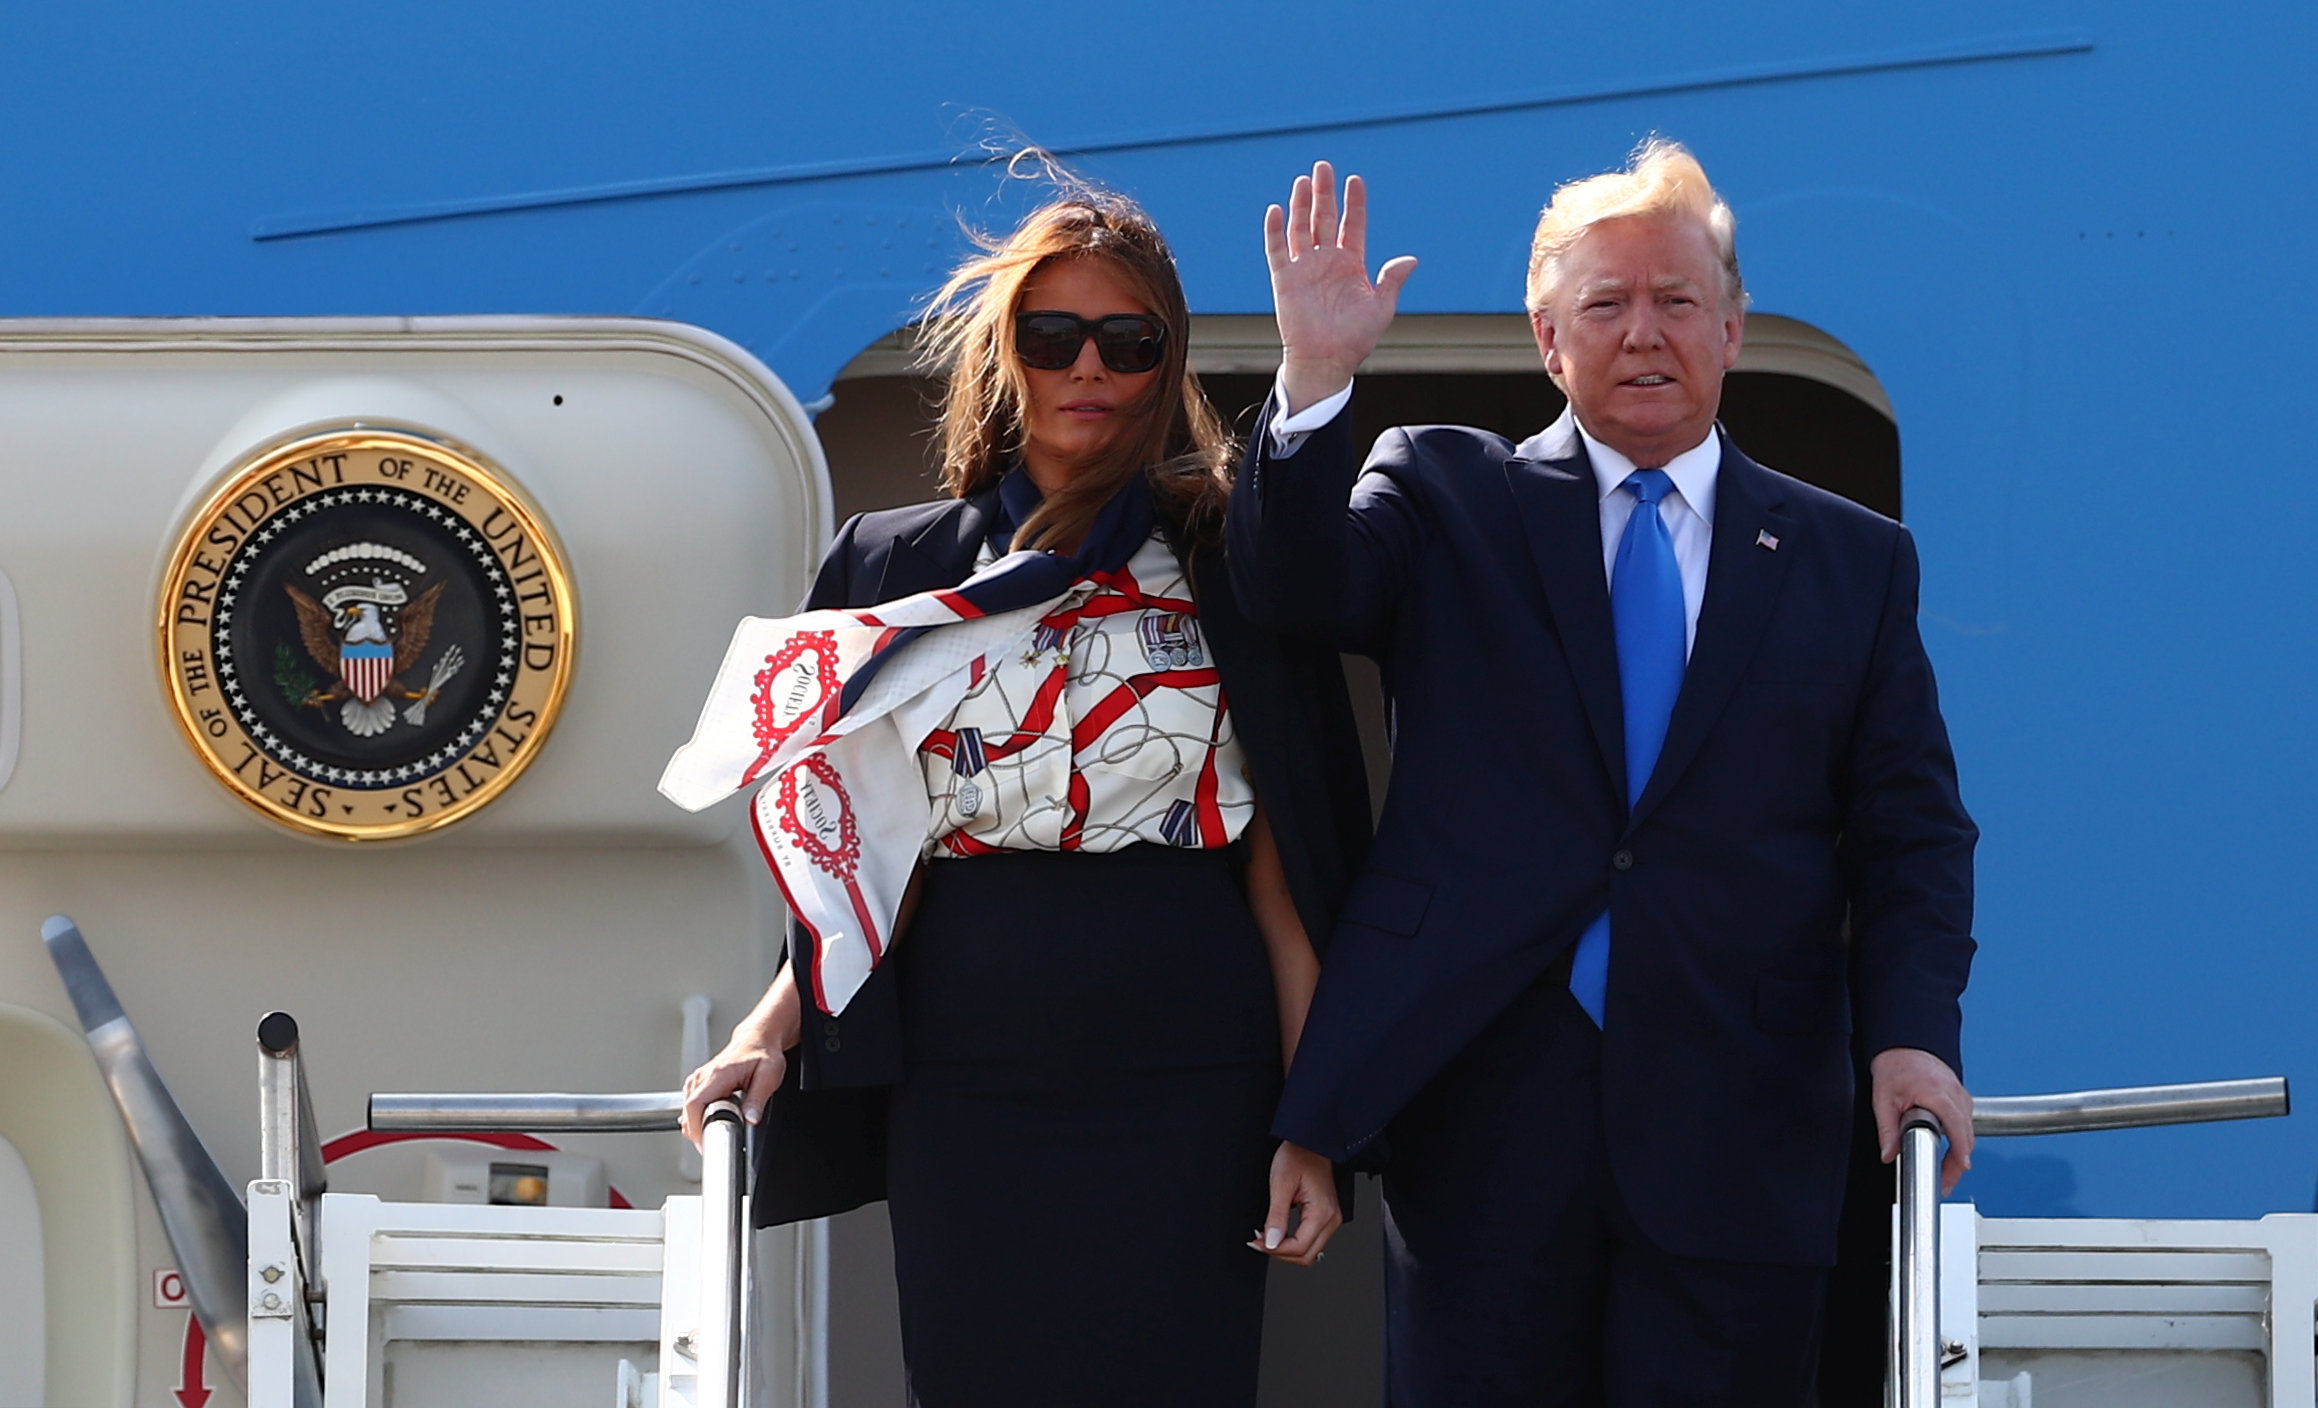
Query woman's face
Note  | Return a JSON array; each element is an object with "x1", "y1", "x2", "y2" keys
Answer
[{"x1": 1015, "y1": 257, "x2": 1160, "y2": 491}]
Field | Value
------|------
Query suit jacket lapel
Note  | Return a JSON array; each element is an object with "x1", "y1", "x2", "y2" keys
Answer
[
  {"x1": 871, "y1": 490, "x2": 995, "y2": 600},
  {"x1": 1628, "y1": 436, "x2": 1796, "y2": 831},
  {"x1": 1503, "y1": 410, "x2": 1626, "y2": 801}
]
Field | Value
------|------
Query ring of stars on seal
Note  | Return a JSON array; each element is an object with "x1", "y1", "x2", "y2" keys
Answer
[{"x1": 159, "y1": 427, "x2": 577, "y2": 841}]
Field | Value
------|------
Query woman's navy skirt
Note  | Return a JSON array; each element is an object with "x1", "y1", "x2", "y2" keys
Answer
[{"x1": 886, "y1": 844, "x2": 1282, "y2": 1408}]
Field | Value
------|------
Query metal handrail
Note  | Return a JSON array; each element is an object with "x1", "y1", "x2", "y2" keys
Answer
[
  {"x1": 258, "y1": 1013, "x2": 327, "y2": 1217},
  {"x1": 697, "y1": 1100, "x2": 747, "y2": 1408},
  {"x1": 256, "y1": 1012, "x2": 325, "y2": 1408},
  {"x1": 1894, "y1": 1109, "x2": 1943, "y2": 1408},
  {"x1": 368, "y1": 1090, "x2": 684, "y2": 1132},
  {"x1": 42, "y1": 915, "x2": 251, "y2": 1392},
  {"x1": 1972, "y1": 1077, "x2": 2288, "y2": 1136},
  {"x1": 258, "y1": 1014, "x2": 326, "y2": 1191},
  {"x1": 1894, "y1": 1075, "x2": 2293, "y2": 1403}
]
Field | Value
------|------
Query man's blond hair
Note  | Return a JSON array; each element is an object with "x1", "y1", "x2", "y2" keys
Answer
[{"x1": 1525, "y1": 138, "x2": 1745, "y2": 314}]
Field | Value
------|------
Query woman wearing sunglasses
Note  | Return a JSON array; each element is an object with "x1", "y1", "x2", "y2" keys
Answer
[{"x1": 668, "y1": 185, "x2": 1371, "y2": 1406}]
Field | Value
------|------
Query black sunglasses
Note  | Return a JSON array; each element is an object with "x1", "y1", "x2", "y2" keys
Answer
[{"x1": 1014, "y1": 311, "x2": 1169, "y2": 374}]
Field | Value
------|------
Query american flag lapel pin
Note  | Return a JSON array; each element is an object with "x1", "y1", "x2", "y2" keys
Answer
[{"x1": 1756, "y1": 529, "x2": 1780, "y2": 552}]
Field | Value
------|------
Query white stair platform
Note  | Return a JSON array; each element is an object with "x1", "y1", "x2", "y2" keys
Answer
[
  {"x1": 249, "y1": 1184, "x2": 747, "y2": 1408},
  {"x1": 1939, "y1": 1208, "x2": 2318, "y2": 1408}
]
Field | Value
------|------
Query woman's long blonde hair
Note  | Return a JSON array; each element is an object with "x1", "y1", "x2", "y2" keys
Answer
[{"x1": 917, "y1": 180, "x2": 1233, "y2": 551}]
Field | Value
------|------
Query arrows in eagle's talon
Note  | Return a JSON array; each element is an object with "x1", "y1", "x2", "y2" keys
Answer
[{"x1": 404, "y1": 644, "x2": 467, "y2": 725}]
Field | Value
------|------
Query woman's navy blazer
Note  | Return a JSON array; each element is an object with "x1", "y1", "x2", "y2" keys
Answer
[{"x1": 752, "y1": 484, "x2": 1372, "y2": 1225}]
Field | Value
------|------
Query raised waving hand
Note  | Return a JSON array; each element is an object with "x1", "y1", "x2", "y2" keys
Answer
[{"x1": 1265, "y1": 160, "x2": 1419, "y2": 416}]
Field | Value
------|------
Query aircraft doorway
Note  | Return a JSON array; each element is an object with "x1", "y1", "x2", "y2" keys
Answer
[
  {"x1": 817, "y1": 311, "x2": 1900, "y2": 526},
  {"x1": 1190, "y1": 311, "x2": 1900, "y2": 519},
  {"x1": 807, "y1": 312, "x2": 1900, "y2": 1408}
]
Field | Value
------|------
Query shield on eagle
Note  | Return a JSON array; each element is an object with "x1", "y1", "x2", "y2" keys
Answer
[{"x1": 340, "y1": 640, "x2": 395, "y2": 703}]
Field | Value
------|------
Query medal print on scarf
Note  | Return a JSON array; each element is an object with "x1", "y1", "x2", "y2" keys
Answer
[
  {"x1": 660, "y1": 484, "x2": 1154, "y2": 1015},
  {"x1": 917, "y1": 534, "x2": 1245, "y2": 858}
]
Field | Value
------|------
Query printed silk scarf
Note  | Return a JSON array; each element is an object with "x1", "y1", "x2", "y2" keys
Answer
[{"x1": 660, "y1": 479, "x2": 1156, "y2": 1015}]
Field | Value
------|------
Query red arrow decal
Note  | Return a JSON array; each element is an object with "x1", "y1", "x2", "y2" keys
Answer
[
  {"x1": 321, "y1": 1128, "x2": 634, "y2": 1208},
  {"x1": 175, "y1": 1315, "x2": 211, "y2": 1408}
]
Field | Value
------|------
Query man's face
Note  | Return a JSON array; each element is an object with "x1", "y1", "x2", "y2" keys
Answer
[{"x1": 1532, "y1": 212, "x2": 1744, "y2": 467}]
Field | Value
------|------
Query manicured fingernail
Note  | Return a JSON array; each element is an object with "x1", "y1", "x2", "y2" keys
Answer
[
  {"x1": 744, "y1": 1106, "x2": 761, "y2": 1124},
  {"x1": 1264, "y1": 1228, "x2": 1283, "y2": 1250}
]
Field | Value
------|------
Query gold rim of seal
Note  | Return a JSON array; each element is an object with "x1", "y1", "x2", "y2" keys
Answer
[{"x1": 156, "y1": 426, "x2": 578, "y2": 841}]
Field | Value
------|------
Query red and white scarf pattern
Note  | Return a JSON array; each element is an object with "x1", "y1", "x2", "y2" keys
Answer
[
  {"x1": 922, "y1": 533, "x2": 1250, "y2": 858},
  {"x1": 659, "y1": 553, "x2": 1082, "y2": 1014}
]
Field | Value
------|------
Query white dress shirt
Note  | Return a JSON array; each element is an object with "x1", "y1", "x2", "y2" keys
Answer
[
  {"x1": 1576, "y1": 421, "x2": 1716, "y2": 659},
  {"x1": 1267, "y1": 374, "x2": 1718, "y2": 657}
]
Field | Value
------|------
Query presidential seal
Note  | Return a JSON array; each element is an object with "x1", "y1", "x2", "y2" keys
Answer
[{"x1": 159, "y1": 428, "x2": 577, "y2": 840}]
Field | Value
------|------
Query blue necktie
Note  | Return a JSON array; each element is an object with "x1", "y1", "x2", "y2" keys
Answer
[{"x1": 1569, "y1": 468, "x2": 1687, "y2": 1026}]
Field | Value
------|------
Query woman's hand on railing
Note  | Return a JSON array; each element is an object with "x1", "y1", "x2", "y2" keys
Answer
[
  {"x1": 680, "y1": 966, "x2": 803, "y2": 1148},
  {"x1": 1872, "y1": 1047, "x2": 1974, "y2": 1195},
  {"x1": 1250, "y1": 1140, "x2": 1343, "y2": 1267}
]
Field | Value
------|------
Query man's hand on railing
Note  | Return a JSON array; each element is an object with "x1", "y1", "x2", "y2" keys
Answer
[{"x1": 1872, "y1": 1047, "x2": 1974, "y2": 1195}]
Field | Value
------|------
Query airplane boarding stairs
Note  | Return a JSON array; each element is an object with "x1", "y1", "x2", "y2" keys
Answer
[
  {"x1": 1891, "y1": 1081, "x2": 2302, "y2": 1408},
  {"x1": 38, "y1": 913, "x2": 2315, "y2": 1408},
  {"x1": 252, "y1": 1067, "x2": 2318, "y2": 1407},
  {"x1": 251, "y1": 1083, "x2": 748, "y2": 1408}
]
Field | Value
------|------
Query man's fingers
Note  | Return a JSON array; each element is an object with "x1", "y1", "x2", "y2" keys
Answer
[
  {"x1": 1947, "y1": 1084, "x2": 1977, "y2": 1167},
  {"x1": 1287, "y1": 174, "x2": 1314, "y2": 255},
  {"x1": 1942, "y1": 1095, "x2": 1975, "y2": 1185},
  {"x1": 1880, "y1": 1089, "x2": 1973, "y2": 1190},
  {"x1": 1263, "y1": 204, "x2": 1290, "y2": 271},
  {"x1": 1375, "y1": 255, "x2": 1420, "y2": 308},
  {"x1": 1938, "y1": 1101, "x2": 1974, "y2": 1194},
  {"x1": 1311, "y1": 161, "x2": 1340, "y2": 249},
  {"x1": 1940, "y1": 1142, "x2": 1970, "y2": 1197},
  {"x1": 1340, "y1": 173, "x2": 1368, "y2": 260},
  {"x1": 1871, "y1": 1052, "x2": 1978, "y2": 1193}
]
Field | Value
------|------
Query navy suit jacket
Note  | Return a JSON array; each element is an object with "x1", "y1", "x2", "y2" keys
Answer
[
  {"x1": 751, "y1": 484, "x2": 1373, "y2": 1226},
  {"x1": 1228, "y1": 402, "x2": 1976, "y2": 1266}
]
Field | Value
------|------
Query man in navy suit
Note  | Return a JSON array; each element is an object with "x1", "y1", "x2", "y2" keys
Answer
[{"x1": 1230, "y1": 143, "x2": 1978, "y2": 1405}]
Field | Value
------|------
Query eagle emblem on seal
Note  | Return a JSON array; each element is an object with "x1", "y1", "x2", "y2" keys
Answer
[{"x1": 283, "y1": 542, "x2": 468, "y2": 737}]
